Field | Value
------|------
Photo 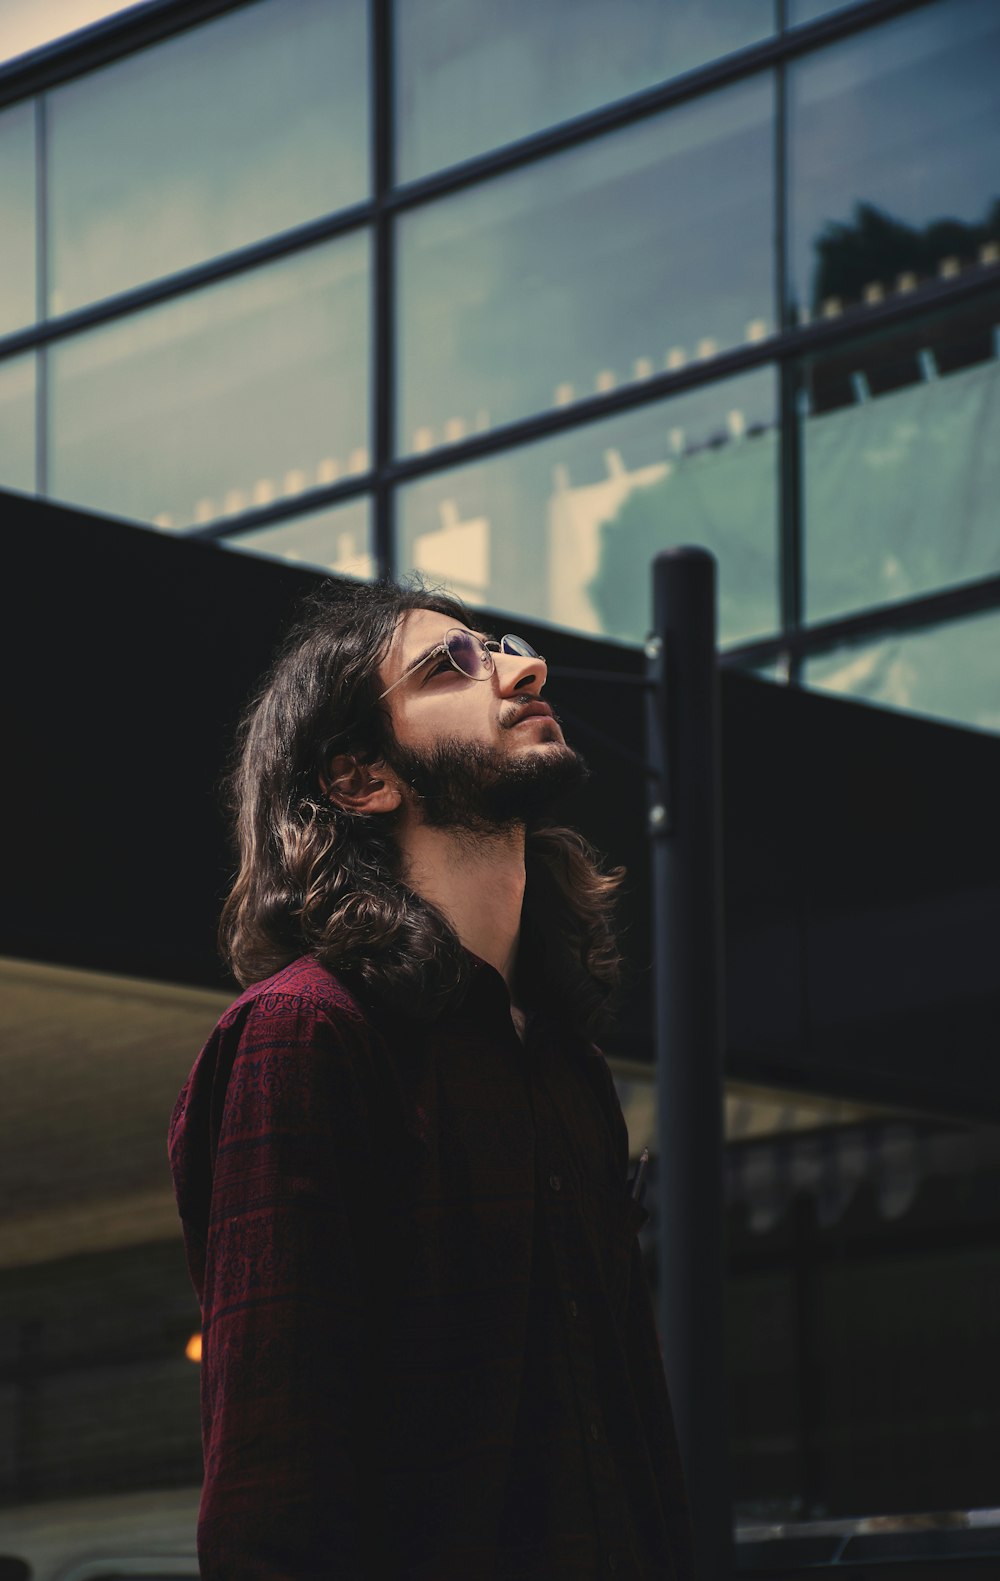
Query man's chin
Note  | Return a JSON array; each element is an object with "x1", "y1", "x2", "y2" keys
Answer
[
  {"x1": 483, "y1": 742, "x2": 590, "y2": 823},
  {"x1": 384, "y1": 735, "x2": 590, "y2": 832}
]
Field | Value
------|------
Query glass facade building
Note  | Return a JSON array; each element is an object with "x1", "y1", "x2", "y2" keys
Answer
[{"x1": 1, "y1": 0, "x2": 998, "y2": 729}]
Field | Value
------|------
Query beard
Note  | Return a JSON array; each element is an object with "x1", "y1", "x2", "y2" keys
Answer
[{"x1": 381, "y1": 730, "x2": 590, "y2": 834}]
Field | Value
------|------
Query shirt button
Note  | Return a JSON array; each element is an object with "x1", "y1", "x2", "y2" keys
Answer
[
  {"x1": 568, "y1": 1299, "x2": 579, "y2": 1319},
  {"x1": 589, "y1": 1421, "x2": 600, "y2": 1441},
  {"x1": 548, "y1": 1173, "x2": 562, "y2": 1192}
]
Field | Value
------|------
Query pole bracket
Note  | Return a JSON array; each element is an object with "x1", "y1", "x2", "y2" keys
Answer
[{"x1": 644, "y1": 633, "x2": 673, "y2": 834}]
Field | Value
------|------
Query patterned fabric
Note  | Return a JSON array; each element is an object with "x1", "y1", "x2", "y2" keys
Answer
[{"x1": 168, "y1": 953, "x2": 694, "y2": 1580}]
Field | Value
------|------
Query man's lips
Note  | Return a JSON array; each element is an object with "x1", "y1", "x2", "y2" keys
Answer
[{"x1": 505, "y1": 701, "x2": 557, "y2": 728}]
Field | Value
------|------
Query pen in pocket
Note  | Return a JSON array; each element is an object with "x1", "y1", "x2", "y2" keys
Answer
[{"x1": 629, "y1": 1146, "x2": 649, "y2": 1202}]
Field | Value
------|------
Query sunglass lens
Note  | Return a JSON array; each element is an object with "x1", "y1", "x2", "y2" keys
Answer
[
  {"x1": 500, "y1": 634, "x2": 540, "y2": 658},
  {"x1": 446, "y1": 629, "x2": 493, "y2": 677}
]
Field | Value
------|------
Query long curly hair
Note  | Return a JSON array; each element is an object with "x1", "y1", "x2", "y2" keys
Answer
[{"x1": 218, "y1": 576, "x2": 626, "y2": 1039}]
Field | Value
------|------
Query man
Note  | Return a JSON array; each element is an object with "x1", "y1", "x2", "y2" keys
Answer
[{"x1": 169, "y1": 577, "x2": 694, "y2": 1580}]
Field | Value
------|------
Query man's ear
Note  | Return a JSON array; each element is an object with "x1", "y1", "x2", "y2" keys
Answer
[{"x1": 321, "y1": 753, "x2": 402, "y2": 816}]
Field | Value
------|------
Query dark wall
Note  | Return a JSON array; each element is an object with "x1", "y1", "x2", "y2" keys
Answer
[
  {"x1": 5, "y1": 491, "x2": 998, "y2": 1115},
  {"x1": 723, "y1": 672, "x2": 1000, "y2": 1119},
  {"x1": 6, "y1": 494, "x2": 321, "y2": 988}
]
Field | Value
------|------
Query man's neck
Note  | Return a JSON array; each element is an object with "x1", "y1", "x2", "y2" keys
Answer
[{"x1": 399, "y1": 818, "x2": 526, "y2": 1000}]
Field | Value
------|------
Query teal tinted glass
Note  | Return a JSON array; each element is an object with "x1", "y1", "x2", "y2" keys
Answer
[
  {"x1": 0, "y1": 101, "x2": 36, "y2": 335},
  {"x1": 807, "y1": 610, "x2": 1000, "y2": 736},
  {"x1": 223, "y1": 497, "x2": 374, "y2": 580},
  {"x1": 397, "y1": 368, "x2": 777, "y2": 646},
  {"x1": 398, "y1": 76, "x2": 774, "y2": 454},
  {"x1": 785, "y1": 0, "x2": 855, "y2": 22},
  {"x1": 0, "y1": 353, "x2": 36, "y2": 494},
  {"x1": 49, "y1": 238, "x2": 370, "y2": 531},
  {"x1": 46, "y1": 0, "x2": 369, "y2": 314},
  {"x1": 789, "y1": 0, "x2": 1000, "y2": 324},
  {"x1": 395, "y1": 0, "x2": 775, "y2": 182},
  {"x1": 801, "y1": 298, "x2": 1000, "y2": 622}
]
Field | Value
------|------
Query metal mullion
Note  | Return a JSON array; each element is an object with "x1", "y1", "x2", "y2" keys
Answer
[
  {"x1": 6, "y1": 247, "x2": 999, "y2": 558},
  {"x1": 0, "y1": 0, "x2": 942, "y2": 172},
  {"x1": 379, "y1": 0, "x2": 941, "y2": 219},
  {"x1": 720, "y1": 571, "x2": 1000, "y2": 670},
  {"x1": 34, "y1": 94, "x2": 47, "y2": 496},
  {"x1": 34, "y1": 347, "x2": 48, "y2": 499},
  {"x1": 368, "y1": 264, "x2": 1000, "y2": 486},
  {"x1": 774, "y1": 43, "x2": 805, "y2": 679},
  {"x1": 0, "y1": 201, "x2": 373, "y2": 364},
  {"x1": 0, "y1": 0, "x2": 254, "y2": 108},
  {"x1": 774, "y1": 0, "x2": 787, "y2": 335},
  {"x1": 4, "y1": 253, "x2": 996, "y2": 493},
  {"x1": 371, "y1": 0, "x2": 394, "y2": 579},
  {"x1": 0, "y1": 0, "x2": 991, "y2": 371},
  {"x1": 3, "y1": 242, "x2": 997, "y2": 381},
  {"x1": 190, "y1": 472, "x2": 376, "y2": 541},
  {"x1": 378, "y1": 354, "x2": 779, "y2": 480},
  {"x1": 778, "y1": 363, "x2": 804, "y2": 679}
]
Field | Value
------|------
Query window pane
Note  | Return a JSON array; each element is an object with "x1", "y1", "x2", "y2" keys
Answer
[
  {"x1": 222, "y1": 497, "x2": 374, "y2": 580},
  {"x1": 617, "y1": 1069, "x2": 1000, "y2": 1525},
  {"x1": 789, "y1": 0, "x2": 1000, "y2": 323},
  {"x1": 801, "y1": 299, "x2": 1000, "y2": 621},
  {"x1": 807, "y1": 610, "x2": 1000, "y2": 736},
  {"x1": 398, "y1": 77, "x2": 774, "y2": 453},
  {"x1": 0, "y1": 101, "x2": 36, "y2": 335},
  {"x1": 49, "y1": 238, "x2": 370, "y2": 531},
  {"x1": 0, "y1": 353, "x2": 36, "y2": 493},
  {"x1": 397, "y1": 369, "x2": 777, "y2": 646},
  {"x1": 0, "y1": 2, "x2": 148, "y2": 67},
  {"x1": 785, "y1": 0, "x2": 855, "y2": 23},
  {"x1": 47, "y1": 0, "x2": 369, "y2": 314},
  {"x1": 395, "y1": 0, "x2": 774, "y2": 182},
  {"x1": 725, "y1": 1101, "x2": 1000, "y2": 1522}
]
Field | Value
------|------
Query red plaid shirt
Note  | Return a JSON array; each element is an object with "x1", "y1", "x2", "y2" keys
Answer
[{"x1": 168, "y1": 953, "x2": 694, "y2": 1579}]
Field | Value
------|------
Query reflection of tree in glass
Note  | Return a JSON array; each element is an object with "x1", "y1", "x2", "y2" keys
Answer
[
  {"x1": 585, "y1": 436, "x2": 777, "y2": 647},
  {"x1": 810, "y1": 199, "x2": 1000, "y2": 314},
  {"x1": 585, "y1": 479, "x2": 666, "y2": 642}
]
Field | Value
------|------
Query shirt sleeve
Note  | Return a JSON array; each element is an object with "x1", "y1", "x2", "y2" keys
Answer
[{"x1": 194, "y1": 993, "x2": 379, "y2": 1581}]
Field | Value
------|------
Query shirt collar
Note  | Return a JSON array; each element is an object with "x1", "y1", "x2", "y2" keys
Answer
[{"x1": 457, "y1": 946, "x2": 543, "y2": 1036}]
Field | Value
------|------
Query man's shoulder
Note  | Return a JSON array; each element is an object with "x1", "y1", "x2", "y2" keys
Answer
[
  {"x1": 169, "y1": 959, "x2": 375, "y2": 1209},
  {"x1": 218, "y1": 955, "x2": 368, "y2": 1035}
]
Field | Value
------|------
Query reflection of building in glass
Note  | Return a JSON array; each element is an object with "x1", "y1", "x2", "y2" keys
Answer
[
  {"x1": 226, "y1": 500, "x2": 375, "y2": 580},
  {"x1": 413, "y1": 499, "x2": 490, "y2": 602}
]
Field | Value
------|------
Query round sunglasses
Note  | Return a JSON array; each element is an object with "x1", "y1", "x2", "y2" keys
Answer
[{"x1": 377, "y1": 628, "x2": 544, "y2": 701}]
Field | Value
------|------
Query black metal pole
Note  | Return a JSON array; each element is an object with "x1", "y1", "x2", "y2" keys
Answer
[{"x1": 646, "y1": 546, "x2": 732, "y2": 1580}]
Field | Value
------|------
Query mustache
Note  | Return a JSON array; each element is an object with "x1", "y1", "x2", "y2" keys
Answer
[{"x1": 501, "y1": 700, "x2": 560, "y2": 730}]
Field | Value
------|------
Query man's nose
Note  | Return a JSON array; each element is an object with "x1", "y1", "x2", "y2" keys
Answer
[{"x1": 495, "y1": 650, "x2": 547, "y2": 694}]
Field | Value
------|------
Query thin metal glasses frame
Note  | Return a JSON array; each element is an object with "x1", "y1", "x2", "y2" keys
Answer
[{"x1": 376, "y1": 629, "x2": 544, "y2": 701}]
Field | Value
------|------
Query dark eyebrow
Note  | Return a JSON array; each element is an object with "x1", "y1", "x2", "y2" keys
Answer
[
  {"x1": 407, "y1": 641, "x2": 445, "y2": 674},
  {"x1": 403, "y1": 629, "x2": 498, "y2": 676}
]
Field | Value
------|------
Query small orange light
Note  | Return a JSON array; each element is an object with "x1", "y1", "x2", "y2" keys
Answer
[{"x1": 186, "y1": 1332, "x2": 202, "y2": 1363}]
